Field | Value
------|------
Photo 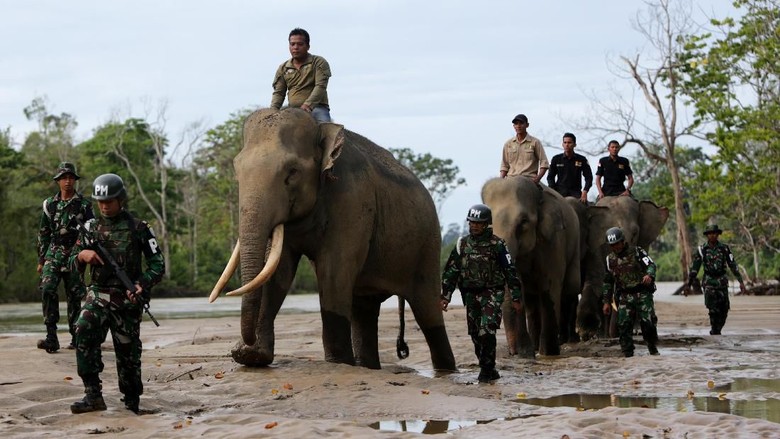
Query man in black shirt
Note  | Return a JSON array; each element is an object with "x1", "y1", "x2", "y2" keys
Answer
[
  {"x1": 547, "y1": 132, "x2": 593, "y2": 203},
  {"x1": 595, "y1": 140, "x2": 634, "y2": 199}
]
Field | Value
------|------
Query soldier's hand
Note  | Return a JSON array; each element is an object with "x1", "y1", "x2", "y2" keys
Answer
[
  {"x1": 641, "y1": 275, "x2": 653, "y2": 285},
  {"x1": 602, "y1": 303, "x2": 611, "y2": 315},
  {"x1": 511, "y1": 300, "x2": 523, "y2": 313},
  {"x1": 37, "y1": 263, "x2": 43, "y2": 274},
  {"x1": 126, "y1": 283, "x2": 143, "y2": 304},
  {"x1": 440, "y1": 299, "x2": 449, "y2": 312},
  {"x1": 78, "y1": 249, "x2": 104, "y2": 266}
]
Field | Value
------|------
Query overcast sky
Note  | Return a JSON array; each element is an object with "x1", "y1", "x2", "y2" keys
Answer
[{"x1": 1, "y1": 0, "x2": 735, "y2": 227}]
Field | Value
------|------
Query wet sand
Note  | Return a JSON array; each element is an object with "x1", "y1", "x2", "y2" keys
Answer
[{"x1": 1, "y1": 286, "x2": 779, "y2": 438}]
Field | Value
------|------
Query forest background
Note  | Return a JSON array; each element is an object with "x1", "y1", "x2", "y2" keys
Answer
[{"x1": 0, "y1": 0, "x2": 777, "y2": 302}]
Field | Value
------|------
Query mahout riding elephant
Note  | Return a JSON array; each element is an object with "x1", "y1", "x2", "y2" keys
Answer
[
  {"x1": 209, "y1": 108, "x2": 456, "y2": 371},
  {"x1": 573, "y1": 196, "x2": 669, "y2": 340},
  {"x1": 482, "y1": 177, "x2": 581, "y2": 357}
]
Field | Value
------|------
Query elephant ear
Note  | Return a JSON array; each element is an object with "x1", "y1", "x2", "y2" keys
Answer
[
  {"x1": 637, "y1": 200, "x2": 670, "y2": 248},
  {"x1": 318, "y1": 123, "x2": 345, "y2": 174}
]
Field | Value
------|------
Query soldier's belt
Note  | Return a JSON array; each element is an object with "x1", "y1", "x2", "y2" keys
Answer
[
  {"x1": 618, "y1": 285, "x2": 646, "y2": 295},
  {"x1": 705, "y1": 271, "x2": 726, "y2": 277}
]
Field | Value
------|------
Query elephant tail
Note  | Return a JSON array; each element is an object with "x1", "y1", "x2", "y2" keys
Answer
[{"x1": 396, "y1": 297, "x2": 410, "y2": 359}]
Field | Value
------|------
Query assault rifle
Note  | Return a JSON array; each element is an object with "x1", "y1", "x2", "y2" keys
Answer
[{"x1": 75, "y1": 219, "x2": 160, "y2": 327}]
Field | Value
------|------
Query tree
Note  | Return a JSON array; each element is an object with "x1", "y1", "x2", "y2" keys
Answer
[
  {"x1": 678, "y1": 0, "x2": 780, "y2": 280},
  {"x1": 388, "y1": 147, "x2": 466, "y2": 217},
  {"x1": 580, "y1": 0, "x2": 702, "y2": 280}
]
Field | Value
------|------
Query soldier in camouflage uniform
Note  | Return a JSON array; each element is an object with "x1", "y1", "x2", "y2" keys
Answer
[
  {"x1": 37, "y1": 162, "x2": 94, "y2": 353},
  {"x1": 68, "y1": 173, "x2": 165, "y2": 414},
  {"x1": 688, "y1": 224, "x2": 746, "y2": 335},
  {"x1": 441, "y1": 204, "x2": 523, "y2": 383},
  {"x1": 601, "y1": 227, "x2": 659, "y2": 357}
]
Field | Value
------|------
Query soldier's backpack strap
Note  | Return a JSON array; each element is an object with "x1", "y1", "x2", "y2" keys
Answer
[
  {"x1": 43, "y1": 198, "x2": 56, "y2": 219},
  {"x1": 456, "y1": 236, "x2": 465, "y2": 255},
  {"x1": 698, "y1": 244, "x2": 704, "y2": 258}
]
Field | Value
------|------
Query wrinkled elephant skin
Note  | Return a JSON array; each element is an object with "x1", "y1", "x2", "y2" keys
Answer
[
  {"x1": 227, "y1": 108, "x2": 456, "y2": 371},
  {"x1": 482, "y1": 177, "x2": 581, "y2": 357}
]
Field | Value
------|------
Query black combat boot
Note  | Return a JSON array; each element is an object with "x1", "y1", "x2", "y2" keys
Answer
[
  {"x1": 122, "y1": 394, "x2": 140, "y2": 414},
  {"x1": 37, "y1": 326, "x2": 60, "y2": 353},
  {"x1": 71, "y1": 376, "x2": 107, "y2": 414},
  {"x1": 647, "y1": 344, "x2": 660, "y2": 355},
  {"x1": 477, "y1": 335, "x2": 500, "y2": 383}
]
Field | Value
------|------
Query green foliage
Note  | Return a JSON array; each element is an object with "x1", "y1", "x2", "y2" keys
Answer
[{"x1": 677, "y1": 0, "x2": 780, "y2": 279}]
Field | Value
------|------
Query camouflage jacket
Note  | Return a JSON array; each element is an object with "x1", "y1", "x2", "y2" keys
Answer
[
  {"x1": 603, "y1": 245, "x2": 656, "y2": 303},
  {"x1": 37, "y1": 192, "x2": 94, "y2": 266},
  {"x1": 69, "y1": 210, "x2": 165, "y2": 292},
  {"x1": 441, "y1": 230, "x2": 522, "y2": 303},
  {"x1": 689, "y1": 241, "x2": 742, "y2": 287}
]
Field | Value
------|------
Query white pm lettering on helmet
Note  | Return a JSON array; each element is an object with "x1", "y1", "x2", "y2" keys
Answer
[
  {"x1": 470, "y1": 209, "x2": 482, "y2": 218},
  {"x1": 95, "y1": 184, "x2": 109, "y2": 196},
  {"x1": 608, "y1": 233, "x2": 617, "y2": 242}
]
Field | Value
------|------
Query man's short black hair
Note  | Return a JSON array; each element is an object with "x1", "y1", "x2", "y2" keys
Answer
[
  {"x1": 608, "y1": 139, "x2": 621, "y2": 148},
  {"x1": 563, "y1": 132, "x2": 576, "y2": 144},
  {"x1": 289, "y1": 28, "x2": 310, "y2": 45}
]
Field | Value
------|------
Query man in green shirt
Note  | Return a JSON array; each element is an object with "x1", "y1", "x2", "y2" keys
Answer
[{"x1": 270, "y1": 28, "x2": 332, "y2": 122}]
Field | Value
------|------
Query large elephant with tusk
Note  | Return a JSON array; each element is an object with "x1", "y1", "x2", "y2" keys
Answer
[{"x1": 209, "y1": 108, "x2": 456, "y2": 371}]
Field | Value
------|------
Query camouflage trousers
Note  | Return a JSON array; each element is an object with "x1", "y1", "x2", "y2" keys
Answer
[
  {"x1": 616, "y1": 291, "x2": 658, "y2": 355},
  {"x1": 74, "y1": 289, "x2": 144, "y2": 398},
  {"x1": 703, "y1": 286, "x2": 730, "y2": 334},
  {"x1": 39, "y1": 258, "x2": 86, "y2": 339},
  {"x1": 461, "y1": 288, "x2": 504, "y2": 337},
  {"x1": 462, "y1": 289, "x2": 503, "y2": 371}
]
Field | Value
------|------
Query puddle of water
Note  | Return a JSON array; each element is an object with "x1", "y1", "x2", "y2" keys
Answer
[
  {"x1": 715, "y1": 377, "x2": 780, "y2": 393},
  {"x1": 519, "y1": 392, "x2": 780, "y2": 423},
  {"x1": 369, "y1": 419, "x2": 511, "y2": 434}
]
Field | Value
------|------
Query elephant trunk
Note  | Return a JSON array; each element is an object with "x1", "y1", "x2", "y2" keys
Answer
[{"x1": 233, "y1": 217, "x2": 284, "y2": 346}]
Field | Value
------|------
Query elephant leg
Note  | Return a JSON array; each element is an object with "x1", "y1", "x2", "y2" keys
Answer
[
  {"x1": 560, "y1": 294, "x2": 579, "y2": 344},
  {"x1": 537, "y1": 291, "x2": 561, "y2": 356},
  {"x1": 406, "y1": 292, "x2": 457, "y2": 371},
  {"x1": 524, "y1": 293, "x2": 541, "y2": 352},
  {"x1": 317, "y1": 267, "x2": 357, "y2": 366},
  {"x1": 232, "y1": 253, "x2": 300, "y2": 366},
  {"x1": 351, "y1": 295, "x2": 383, "y2": 369},
  {"x1": 501, "y1": 293, "x2": 534, "y2": 358}
]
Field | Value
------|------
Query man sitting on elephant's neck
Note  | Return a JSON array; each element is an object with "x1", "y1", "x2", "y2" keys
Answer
[
  {"x1": 270, "y1": 27, "x2": 333, "y2": 123},
  {"x1": 595, "y1": 140, "x2": 633, "y2": 199},
  {"x1": 499, "y1": 113, "x2": 549, "y2": 185}
]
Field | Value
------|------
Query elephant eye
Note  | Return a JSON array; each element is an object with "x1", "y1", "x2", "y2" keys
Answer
[{"x1": 285, "y1": 168, "x2": 299, "y2": 185}]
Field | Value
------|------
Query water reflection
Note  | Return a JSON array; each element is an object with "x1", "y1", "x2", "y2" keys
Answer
[
  {"x1": 368, "y1": 419, "x2": 497, "y2": 434},
  {"x1": 520, "y1": 391, "x2": 780, "y2": 423}
]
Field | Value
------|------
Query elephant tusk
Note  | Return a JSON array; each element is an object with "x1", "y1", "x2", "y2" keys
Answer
[
  {"x1": 225, "y1": 224, "x2": 284, "y2": 297},
  {"x1": 208, "y1": 240, "x2": 241, "y2": 303}
]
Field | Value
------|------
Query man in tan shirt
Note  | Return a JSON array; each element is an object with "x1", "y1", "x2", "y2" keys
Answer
[
  {"x1": 499, "y1": 114, "x2": 549, "y2": 183},
  {"x1": 270, "y1": 28, "x2": 332, "y2": 122}
]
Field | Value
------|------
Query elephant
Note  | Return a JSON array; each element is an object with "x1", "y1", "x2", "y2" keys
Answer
[
  {"x1": 209, "y1": 108, "x2": 456, "y2": 372},
  {"x1": 573, "y1": 196, "x2": 669, "y2": 340},
  {"x1": 482, "y1": 177, "x2": 581, "y2": 357}
]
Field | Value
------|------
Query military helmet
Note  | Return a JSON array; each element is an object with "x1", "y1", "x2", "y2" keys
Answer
[
  {"x1": 606, "y1": 227, "x2": 625, "y2": 245},
  {"x1": 92, "y1": 173, "x2": 126, "y2": 201},
  {"x1": 466, "y1": 204, "x2": 492, "y2": 224},
  {"x1": 53, "y1": 162, "x2": 81, "y2": 181}
]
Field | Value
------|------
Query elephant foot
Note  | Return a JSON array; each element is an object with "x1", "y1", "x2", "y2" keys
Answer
[
  {"x1": 324, "y1": 353, "x2": 356, "y2": 366},
  {"x1": 231, "y1": 341, "x2": 274, "y2": 366}
]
